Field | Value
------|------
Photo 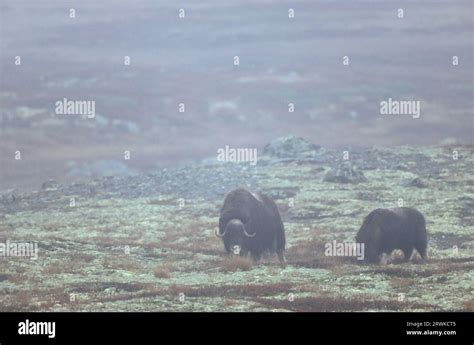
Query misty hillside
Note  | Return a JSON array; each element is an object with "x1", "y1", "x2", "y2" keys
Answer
[
  {"x1": 0, "y1": 137, "x2": 472, "y2": 312},
  {"x1": 1, "y1": 0, "x2": 473, "y2": 189}
]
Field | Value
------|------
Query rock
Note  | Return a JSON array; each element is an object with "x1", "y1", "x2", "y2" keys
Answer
[
  {"x1": 436, "y1": 276, "x2": 448, "y2": 283},
  {"x1": 104, "y1": 287, "x2": 117, "y2": 294},
  {"x1": 0, "y1": 189, "x2": 22, "y2": 206},
  {"x1": 262, "y1": 135, "x2": 321, "y2": 158},
  {"x1": 41, "y1": 179, "x2": 60, "y2": 190},
  {"x1": 262, "y1": 187, "x2": 299, "y2": 200},
  {"x1": 406, "y1": 177, "x2": 428, "y2": 188},
  {"x1": 323, "y1": 162, "x2": 367, "y2": 184},
  {"x1": 0, "y1": 193, "x2": 17, "y2": 204},
  {"x1": 356, "y1": 191, "x2": 377, "y2": 201},
  {"x1": 393, "y1": 163, "x2": 409, "y2": 171}
]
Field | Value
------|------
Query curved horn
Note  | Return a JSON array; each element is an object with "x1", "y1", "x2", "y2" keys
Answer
[
  {"x1": 242, "y1": 213, "x2": 255, "y2": 238},
  {"x1": 243, "y1": 228, "x2": 256, "y2": 238},
  {"x1": 215, "y1": 227, "x2": 226, "y2": 238}
]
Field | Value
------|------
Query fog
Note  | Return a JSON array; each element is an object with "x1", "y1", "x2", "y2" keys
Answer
[{"x1": 0, "y1": 0, "x2": 472, "y2": 189}]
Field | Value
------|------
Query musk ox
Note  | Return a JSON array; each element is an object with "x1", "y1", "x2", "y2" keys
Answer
[
  {"x1": 355, "y1": 207, "x2": 427, "y2": 263},
  {"x1": 216, "y1": 188, "x2": 286, "y2": 263}
]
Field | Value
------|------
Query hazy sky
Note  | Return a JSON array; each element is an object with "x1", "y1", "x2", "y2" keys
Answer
[{"x1": 0, "y1": 0, "x2": 472, "y2": 188}]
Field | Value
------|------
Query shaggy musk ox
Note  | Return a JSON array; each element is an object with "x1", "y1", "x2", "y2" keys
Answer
[
  {"x1": 356, "y1": 207, "x2": 427, "y2": 263},
  {"x1": 216, "y1": 188, "x2": 286, "y2": 263}
]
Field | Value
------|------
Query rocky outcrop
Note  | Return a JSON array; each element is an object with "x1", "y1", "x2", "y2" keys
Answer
[
  {"x1": 323, "y1": 162, "x2": 367, "y2": 184},
  {"x1": 262, "y1": 135, "x2": 321, "y2": 159}
]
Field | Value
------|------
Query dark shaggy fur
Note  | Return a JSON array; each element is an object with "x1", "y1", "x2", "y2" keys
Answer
[
  {"x1": 217, "y1": 188, "x2": 286, "y2": 263},
  {"x1": 355, "y1": 207, "x2": 428, "y2": 263}
]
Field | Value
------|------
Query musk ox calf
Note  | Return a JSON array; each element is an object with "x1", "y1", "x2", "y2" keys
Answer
[
  {"x1": 216, "y1": 188, "x2": 286, "y2": 263},
  {"x1": 355, "y1": 207, "x2": 427, "y2": 264}
]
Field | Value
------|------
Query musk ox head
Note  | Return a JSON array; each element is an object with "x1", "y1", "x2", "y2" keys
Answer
[
  {"x1": 216, "y1": 188, "x2": 286, "y2": 263},
  {"x1": 355, "y1": 218, "x2": 382, "y2": 263},
  {"x1": 216, "y1": 218, "x2": 255, "y2": 255}
]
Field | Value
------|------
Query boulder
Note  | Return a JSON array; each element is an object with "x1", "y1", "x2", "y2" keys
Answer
[
  {"x1": 323, "y1": 162, "x2": 367, "y2": 184},
  {"x1": 262, "y1": 135, "x2": 321, "y2": 158},
  {"x1": 41, "y1": 179, "x2": 60, "y2": 191},
  {"x1": 406, "y1": 177, "x2": 428, "y2": 188}
]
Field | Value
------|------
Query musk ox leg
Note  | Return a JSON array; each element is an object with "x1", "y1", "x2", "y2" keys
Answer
[
  {"x1": 271, "y1": 234, "x2": 286, "y2": 265},
  {"x1": 251, "y1": 252, "x2": 261, "y2": 263},
  {"x1": 379, "y1": 253, "x2": 389, "y2": 265},
  {"x1": 277, "y1": 250, "x2": 286, "y2": 265},
  {"x1": 276, "y1": 223, "x2": 286, "y2": 251},
  {"x1": 401, "y1": 247, "x2": 413, "y2": 262},
  {"x1": 415, "y1": 243, "x2": 427, "y2": 260},
  {"x1": 415, "y1": 235, "x2": 428, "y2": 260},
  {"x1": 402, "y1": 247, "x2": 413, "y2": 262},
  {"x1": 275, "y1": 221, "x2": 286, "y2": 265},
  {"x1": 415, "y1": 216, "x2": 428, "y2": 260}
]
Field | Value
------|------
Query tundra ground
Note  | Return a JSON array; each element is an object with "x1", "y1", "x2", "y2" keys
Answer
[{"x1": 0, "y1": 144, "x2": 472, "y2": 311}]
